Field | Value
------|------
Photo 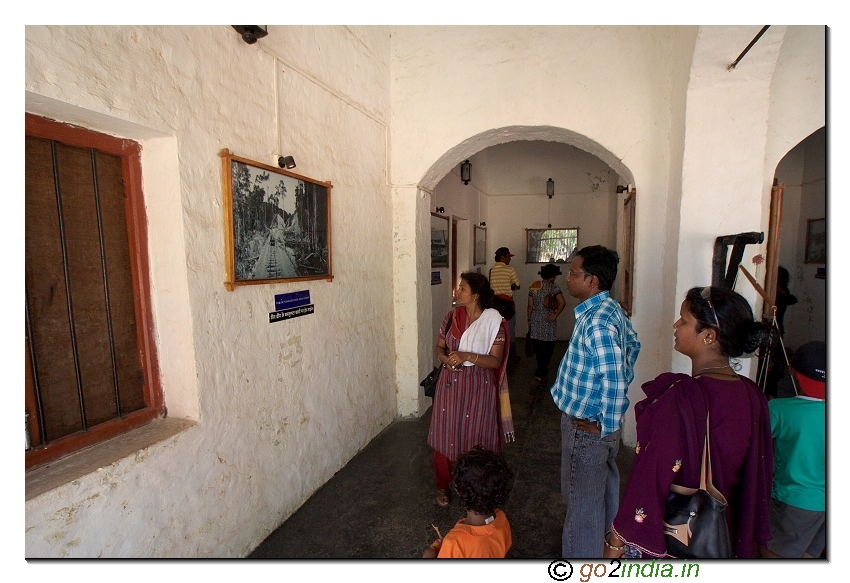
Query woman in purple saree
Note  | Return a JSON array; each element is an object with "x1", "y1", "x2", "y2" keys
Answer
[{"x1": 604, "y1": 287, "x2": 773, "y2": 558}]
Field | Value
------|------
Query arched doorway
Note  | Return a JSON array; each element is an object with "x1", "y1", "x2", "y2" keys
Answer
[
  {"x1": 762, "y1": 126, "x2": 826, "y2": 351},
  {"x1": 421, "y1": 129, "x2": 637, "y2": 415}
]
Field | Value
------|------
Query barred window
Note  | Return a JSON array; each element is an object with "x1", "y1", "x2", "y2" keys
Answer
[
  {"x1": 525, "y1": 228, "x2": 579, "y2": 264},
  {"x1": 25, "y1": 114, "x2": 163, "y2": 470}
]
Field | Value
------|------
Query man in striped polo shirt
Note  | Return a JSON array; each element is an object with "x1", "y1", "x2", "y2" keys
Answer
[{"x1": 489, "y1": 247, "x2": 521, "y2": 363}]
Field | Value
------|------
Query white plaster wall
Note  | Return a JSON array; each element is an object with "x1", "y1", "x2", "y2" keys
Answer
[
  {"x1": 673, "y1": 26, "x2": 825, "y2": 376},
  {"x1": 25, "y1": 25, "x2": 396, "y2": 557},
  {"x1": 672, "y1": 26, "x2": 786, "y2": 378},
  {"x1": 391, "y1": 26, "x2": 699, "y2": 442},
  {"x1": 765, "y1": 27, "x2": 826, "y2": 181}
]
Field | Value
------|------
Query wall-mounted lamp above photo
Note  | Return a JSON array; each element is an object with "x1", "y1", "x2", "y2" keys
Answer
[
  {"x1": 232, "y1": 26, "x2": 268, "y2": 45},
  {"x1": 436, "y1": 207, "x2": 445, "y2": 214},
  {"x1": 616, "y1": 185, "x2": 628, "y2": 194},
  {"x1": 479, "y1": 222, "x2": 486, "y2": 227},
  {"x1": 547, "y1": 178, "x2": 554, "y2": 199},
  {"x1": 278, "y1": 156, "x2": 296, "y2": 169},
  {"x1": 461, "y1": 160, "x2": 471, "y2": 185}
]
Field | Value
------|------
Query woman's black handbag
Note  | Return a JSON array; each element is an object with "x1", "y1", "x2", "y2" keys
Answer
[
  {"x1": 420, "y1": 365, "x2": 443, "y2": 398},
  {"x1": 421, "y1": 313, "x2": 453, "y2": 399},
  {"x1": 663, "y1": 415, "x2": 733, "y2": 559}
]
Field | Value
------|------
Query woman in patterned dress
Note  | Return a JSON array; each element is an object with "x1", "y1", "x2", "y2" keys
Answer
[
  {"x1": 428, "y1": 272, "x2": 513, "y2": 507},
  {"x1": 603, "y1": 286, "x2": 773, "y2": 558},
  {"x1": 527, "y1": 263, "x2": 566, "y2": 385}
]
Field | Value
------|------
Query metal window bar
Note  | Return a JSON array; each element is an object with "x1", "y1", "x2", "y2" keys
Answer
[
  {"x1": 51, "y1": 141, "x2": 89, "y2": 435},
  {"x1": 91, "y1": 149, "x2": 123, "y2": 419},
  {"x1": 25, "y1": 291, "x2": 47, "y2": 443}
]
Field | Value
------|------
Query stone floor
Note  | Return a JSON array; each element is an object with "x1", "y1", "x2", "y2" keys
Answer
[{"x1": 249, "y1": 340, "x2": 636, "y2": 559}]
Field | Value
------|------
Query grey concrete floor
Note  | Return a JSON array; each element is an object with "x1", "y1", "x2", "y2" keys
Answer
[{"x1": 249, "y1": 340, "x2": 635, "y2": 559}]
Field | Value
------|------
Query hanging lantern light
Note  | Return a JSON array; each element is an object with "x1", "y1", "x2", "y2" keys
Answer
[
  {"x1": 461, "y1": 160, "x2": 471, "y2": 185},
  {"x1": 547, "y1": 178, "x2": 554, "y2": 199}
]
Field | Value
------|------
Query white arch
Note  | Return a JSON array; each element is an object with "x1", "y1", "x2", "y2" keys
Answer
[{"x1": 418, "y1": 125, "x2": 635, "y2": 192}]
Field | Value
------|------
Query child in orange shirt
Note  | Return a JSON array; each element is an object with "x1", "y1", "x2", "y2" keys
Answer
[{"x1": 423, "y1": 446, "x2": 514, "y2": 558}]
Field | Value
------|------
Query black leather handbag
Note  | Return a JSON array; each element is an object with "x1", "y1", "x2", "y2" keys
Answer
[
  {"x1": 420, "y1": 365, "x2": 442, "y2": 398},
  {"x1": 663, "y1": 414, "x2": 733, "y2": 559},
  {"x1": 420, "y1": 313, "x2": 453, "y2": 399}
]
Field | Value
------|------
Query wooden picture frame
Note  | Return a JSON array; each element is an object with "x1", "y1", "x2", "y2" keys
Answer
[
  {"x1": 221, "y1": 149, "x2": 332, "y2": 290},
  {"x1": 474, "y1": 225, "x2": 487, "y2": 265},
  {"x1": 431, "y1": 213, "x2": 450, "y2": 268},
  {"x1": 804, "y1": 217, "x2": 825, "y2": 264}
]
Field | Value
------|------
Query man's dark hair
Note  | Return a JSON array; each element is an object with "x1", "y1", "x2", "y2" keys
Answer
[
  {"x1": 494, "y1": 247, "x2": 512, "y2": 263},
  {"x1": 575, "y1": 245, "x2": 619, "y2": 291},
  {"x1": 451, "y1": 446, "x2": 514, "y2": 516}
]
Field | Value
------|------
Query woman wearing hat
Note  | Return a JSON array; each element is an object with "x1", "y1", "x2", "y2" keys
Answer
[{"x1": 527, "y1": 263, "x2": 566, "y2": 385}]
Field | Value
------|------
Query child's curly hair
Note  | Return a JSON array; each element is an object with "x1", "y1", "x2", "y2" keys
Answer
[{"x1": 451, "y1": 445, "x2": 514, "y2": 516}]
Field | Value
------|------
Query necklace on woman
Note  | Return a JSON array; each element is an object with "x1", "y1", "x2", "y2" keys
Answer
[{"x1": 693, "y1": 363, "x2": 736, "y2": 377}]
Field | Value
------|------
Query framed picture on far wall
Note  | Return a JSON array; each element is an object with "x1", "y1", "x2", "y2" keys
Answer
[
  {"x1": 474, "y1": 225, "x2": 487, "y2": 265},
  {"x1": 431, "y1": 213, "x2": 449, "y2": 268},
  {"x1": 221, "y1": 149, "x2": 333, "y2": 291},
  {"x1": 804, "y1": 217, "x2": 825, "y2": 264},
  {"x1": 525, "y1": 227, "x2": 579, "y2": 264}
]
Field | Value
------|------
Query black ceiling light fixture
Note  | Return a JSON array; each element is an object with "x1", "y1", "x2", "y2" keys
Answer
[
  {"x1": 232, "y1": 26, "x2": 268, "y2": 45},
  {"x1": 547, "y1": 178, "x2": 555, "y2": 199},
  {"x1": 460, "y1": 160, "x2": 471, "y2": 185}
]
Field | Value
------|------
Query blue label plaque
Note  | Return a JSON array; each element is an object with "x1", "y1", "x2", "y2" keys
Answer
[{"x1": 275, "y1": 290, "x2": 311, "y2": 311}]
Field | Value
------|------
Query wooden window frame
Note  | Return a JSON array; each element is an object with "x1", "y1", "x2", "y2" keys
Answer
[{"x1": 25, "y1": 113, "x2": 164, "y2": 470}]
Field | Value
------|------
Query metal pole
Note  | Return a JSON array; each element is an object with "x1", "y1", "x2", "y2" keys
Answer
[{"x1": 728, "y1": 26, "x2": 771, "y2": 71}]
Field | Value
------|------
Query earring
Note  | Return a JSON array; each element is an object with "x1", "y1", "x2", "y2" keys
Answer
[{"x1": 703, "y1": 337, "x2": 713, "y2": 345}]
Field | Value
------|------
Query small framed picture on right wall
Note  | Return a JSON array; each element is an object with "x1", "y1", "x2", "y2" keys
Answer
[{"x1": 804, "y1": 217, "x2": 825, "y2": 264}]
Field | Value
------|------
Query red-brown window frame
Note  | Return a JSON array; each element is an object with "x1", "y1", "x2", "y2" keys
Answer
[{"x1": 25, "y1": 113, "x2": 164, "y2": 470}]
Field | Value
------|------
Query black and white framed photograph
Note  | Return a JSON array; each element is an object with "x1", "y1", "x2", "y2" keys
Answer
[
  {"x1": 222, "y1": 149, "x2": 333, "y2": 290},
  {"x1": 474, "y1": 225, "x2": 487, "y2": 265},
  {"x1": 431, "y1": 213, "x2": 449, "y2": 268}
]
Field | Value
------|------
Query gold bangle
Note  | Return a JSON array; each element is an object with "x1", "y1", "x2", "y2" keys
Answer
[{"x1": 604, "y1": 530, "x2": 625, "y2": 551}]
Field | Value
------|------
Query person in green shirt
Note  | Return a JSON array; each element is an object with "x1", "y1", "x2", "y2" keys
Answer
[{"x1": 761, "y1": 341, "x2": 825, "y2": 559}]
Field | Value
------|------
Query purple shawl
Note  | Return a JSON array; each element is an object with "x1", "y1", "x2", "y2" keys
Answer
[{"x1": 613, "y1": 372, "x2": 774, "y2": 558}]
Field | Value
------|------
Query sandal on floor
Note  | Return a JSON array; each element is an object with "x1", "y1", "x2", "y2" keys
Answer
[{"x1": 436, "y1": 489, "x2": 450, "y2": 507}]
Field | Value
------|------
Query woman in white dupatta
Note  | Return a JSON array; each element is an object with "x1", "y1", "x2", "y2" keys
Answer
[{"x1": 428, "y1": 272, "x2": 514, "y2": 507}]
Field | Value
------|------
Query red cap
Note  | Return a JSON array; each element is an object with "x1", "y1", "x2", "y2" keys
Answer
[{"x1": 795, "y1": 372, "x2": 825, "y2": 399}]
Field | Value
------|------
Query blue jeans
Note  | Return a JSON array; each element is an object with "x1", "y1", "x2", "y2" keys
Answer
[{"x1": 560, "y1": 412, "x2": 621, "y2": 558}]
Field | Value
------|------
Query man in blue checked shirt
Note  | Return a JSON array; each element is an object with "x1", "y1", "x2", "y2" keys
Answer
[{"x1": 550, "y1": 245, "x2": 640, "y2": 558}]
